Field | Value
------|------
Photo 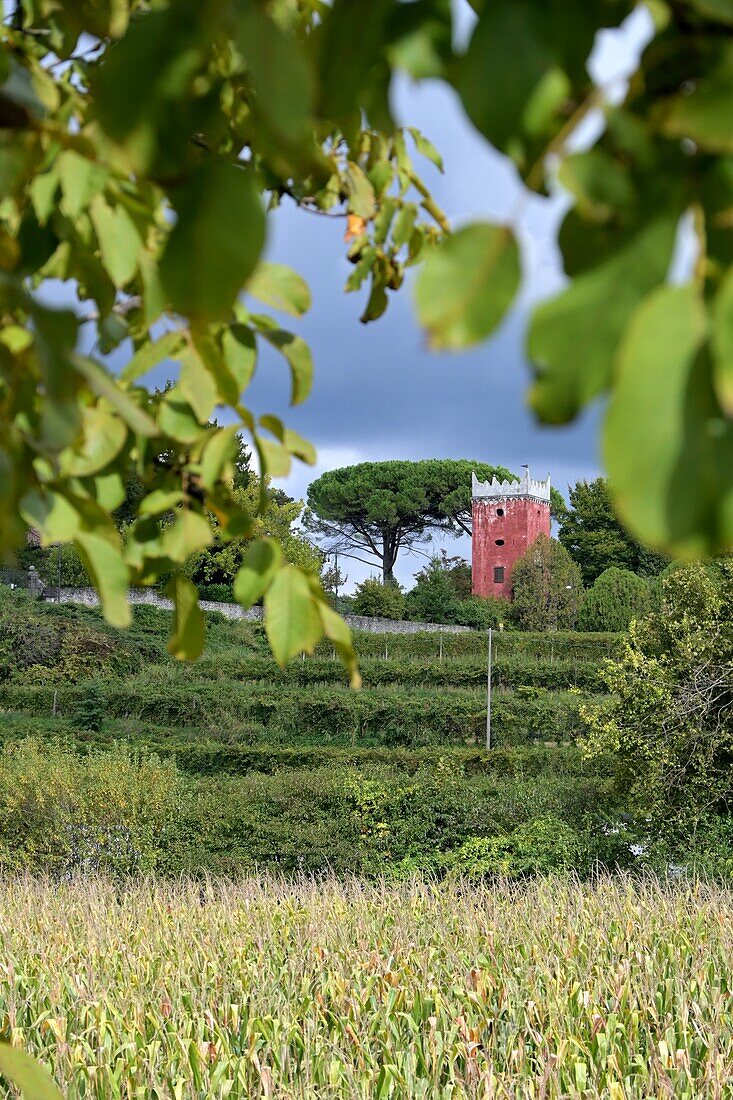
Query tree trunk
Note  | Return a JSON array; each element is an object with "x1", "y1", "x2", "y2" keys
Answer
[{"x1": 382, "y1": 530, "x2": 398, "y2": 585}]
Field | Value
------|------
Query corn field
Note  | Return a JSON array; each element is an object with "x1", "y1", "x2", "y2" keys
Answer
[{"x1": 0, "y1": 875, "x2": 732, "y2": 1099}]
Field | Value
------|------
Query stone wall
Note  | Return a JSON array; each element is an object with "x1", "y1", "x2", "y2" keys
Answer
[{"x1": 50, "y1": 587, "x2": 470, "y2": 635}]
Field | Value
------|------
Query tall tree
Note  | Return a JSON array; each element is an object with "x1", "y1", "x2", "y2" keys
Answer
[
  {"x1": 559, "y1": 479, "x2": 668, "y2": 586},
  {"x1": 511, "y1": 535, "x2": 583, "y2": 632},
  {"x1": 305, "y1": 460, "x2": 511, "y2": 583},
  {"x1": 584, "y1": 563, "x2": 733, "y2": 833}
]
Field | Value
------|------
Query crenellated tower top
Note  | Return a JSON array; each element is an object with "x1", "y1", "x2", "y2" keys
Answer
[{"x1": 472, "y1": 466, "x2": 551, "y2": 504}]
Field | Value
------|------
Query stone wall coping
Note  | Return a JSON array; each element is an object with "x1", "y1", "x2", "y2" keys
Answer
[{"x1": 48, "y1": 586, "x2": 471, "y2": 635}]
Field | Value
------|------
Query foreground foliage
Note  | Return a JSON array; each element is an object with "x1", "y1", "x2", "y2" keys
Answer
[
  {"x1": 1, "y1": 875, "x2": 733, "y2": 1098},
  {"x1": 5, "y1": 0, "x2": 733, "y2": 677}
]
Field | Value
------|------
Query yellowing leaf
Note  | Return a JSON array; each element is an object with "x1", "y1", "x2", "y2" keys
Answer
[{"x1": 344, "y1": 214, "x2": 367, "y2": 242}]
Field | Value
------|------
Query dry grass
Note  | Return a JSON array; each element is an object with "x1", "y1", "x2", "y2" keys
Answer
[{"x1": 0, "y1": 874, "x2": 731, "y2": 1098}]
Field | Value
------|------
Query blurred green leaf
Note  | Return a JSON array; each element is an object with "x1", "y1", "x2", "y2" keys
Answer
[
  {"x1": 344, "y1": 162, "x2": 377, "y2": 220},
  {"x1": 166, "y1": 575, "x2": 205, "y2": 660},
  {"x1": 75, "y1": 530, "x2": 131, "y2": 628},
  {"x1": 89, "y1": 195, "x2": 141, "y2": 288},
  {"x1": 121, "y1": 331, "x2": 185, "y2": 384},
  {"x1": 62, "y1": 406, "x2": 127, "y2": 477},
  {"x1": 252, "y1": 316, "x2": 313, "y2": 405},
  {"x1": 415, "y1": 223, "x2": 520, "y2": 350},
  {"x1": 0, "y1": 1045, "x2": 63, "y2": 1100},
  {"x1": 178, "y1": 346, "x2": 218, "y2": 424},
  {"x1": 161, "y1": 509, "x2": 213, "y2": 562},
  {"x1": 247, "y1": 263, "x2": 311, "y2": 317},
  {"x1": 712, "y1": 266, "x2": 733, "y2": 415},
  {"x1": 605, "y1": 284, "x2": 733, "y2": 555},
  {"x1": 233, "y1": 536, "x2": 283, "y2": 609},
  {"x1": 660, "y1": 43, "x2": 733, "y2": 152},
  {"x1": 529, "y1": 211, "x2": 679, "y2": 423},
  {"x1": 221, "y1": 324, "x2": 257, "y2": 394},
  {"x1": 161, "y1": 161, "x2": 265, "y2": 322},
  {"x1": 73, "y1": 357, "x2": 157, "y2": 437},
  {"x1": 57, "y1": 151, "x2": 108, "y2": 219},
  {"x1": 264, "y1": 564, "x2": 323, "y2": 667}
]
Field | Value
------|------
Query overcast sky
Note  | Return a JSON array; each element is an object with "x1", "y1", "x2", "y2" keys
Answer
[{"x1": 240, "y1": 5, "x2": 653, "y2": 588}]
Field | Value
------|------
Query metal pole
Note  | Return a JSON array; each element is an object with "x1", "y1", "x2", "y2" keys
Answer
[
  {"x1": 334, "y1": 552, "x2": 339, "y2": 607},
  {"x1": 486, "y1": 627, "x2": 493, "y2": 751}
]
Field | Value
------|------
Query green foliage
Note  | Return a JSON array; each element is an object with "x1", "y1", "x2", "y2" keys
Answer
[
  {"x1": 583, "y1": 561, "x2": 733, "y2": 833},
  {"x1": 351, "y1": 577, "x2": 405, "y2": 620},
  {"x1": 577, "y1": 567, "x2": 651, "y2": 632},
  {"x1": 4, "y1": 0, "x2": 733, "y2": 683},
  {"x1": 305, "y1": 460, "x2": 513, "y2": 580},
  {"x1": 510, "y1": 535, "x2": 583, "y2": 631},
  {"x1": 0, "y1": 740, "x2": 182, "y2": 875},
  {"x1": 444, "y1": 816, "x2": 582, "y2": 878},
  {"x1": 404, "y1": 553, "x2": 508, "y2": 628},
  {"x1": 558, "y1": 478, "x2": 668, "y2": 585},
  {"x1": 73, "y1": 681, "x2": 105, "y2": 733},
  {"x1": 184, "y1": 479, "x2": 322, "y2": 590},
  {"x1": 0, "y1": 739, "x2": 615, "y2": 877}
]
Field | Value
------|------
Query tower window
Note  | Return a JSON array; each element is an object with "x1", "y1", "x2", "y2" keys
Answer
[
  {"x1": 495, "y1": 539, "x2": 505, "y2": 546},
  {"x1": 494, "y1": 566, "x2": 505, "y2": 584},
  {"x1": 496, "y1": 507, "x2": 504, "y2": 516}
]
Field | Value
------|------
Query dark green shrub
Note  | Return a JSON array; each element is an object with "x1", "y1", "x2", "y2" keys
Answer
[
  {"x1": 352, "y1": 578, "x2": 405, "y2": 620},
  {"x1": 577, "y1": 567, "x2": 651, "y2": 631},
  {"x1": 74, "y1": 682, "x2": 106, "y2": 732}
]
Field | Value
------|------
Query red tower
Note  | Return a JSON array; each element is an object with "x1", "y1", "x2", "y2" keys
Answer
[{"x1": 471, "y1": 467, "x2": 551, "y2": 601}]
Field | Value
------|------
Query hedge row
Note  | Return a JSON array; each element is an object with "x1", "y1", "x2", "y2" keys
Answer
[
  {"x1": 0, "y1": 736, "x2": 626, "y2": 877},
  {"x1": 0, "y1": 681, "x2": 596, "y2": 747},
  {"x1": 182, "y1": 653, "x2": 605, "y2": 691},
  {"x1": 0, "y1": 714, "x2": 601, "y2": 777},
  {"x1": 337, "y1": 630, "x2": 622, "y2": 661}
]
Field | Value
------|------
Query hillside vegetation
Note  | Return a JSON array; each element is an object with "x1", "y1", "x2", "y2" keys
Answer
[{"x1": 0, "y1": 588, "x2": 625, "y2": 876}]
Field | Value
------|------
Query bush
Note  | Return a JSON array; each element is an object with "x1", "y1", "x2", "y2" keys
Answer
[
  {"x1": 510, "y1": 536, "x2": 583, "y2": 631},
  {"x1": 577, "y1": 567, "x2": 651, "y2": 631},
  {"x1": 451, "y1": 595, "x2": 507, "y2": 630},
  {"x1": 0, "y1": 741, "x2": 616, "y2": 876},
  {"x1": 352, "y1": 578, "x2": 405, "y2": 620},
  {"x1": 74, "y1": 681, "x2": 105, "y2": 732},
  {"x1": 0, "y1": 739, "x2": 182, "y2": 875},
  {"x1": 444, "y1": 816, "x2": 581, "y2": 878},
  {"x1": 198, "y1": 583, "x2": 234, "y2": 603}
]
